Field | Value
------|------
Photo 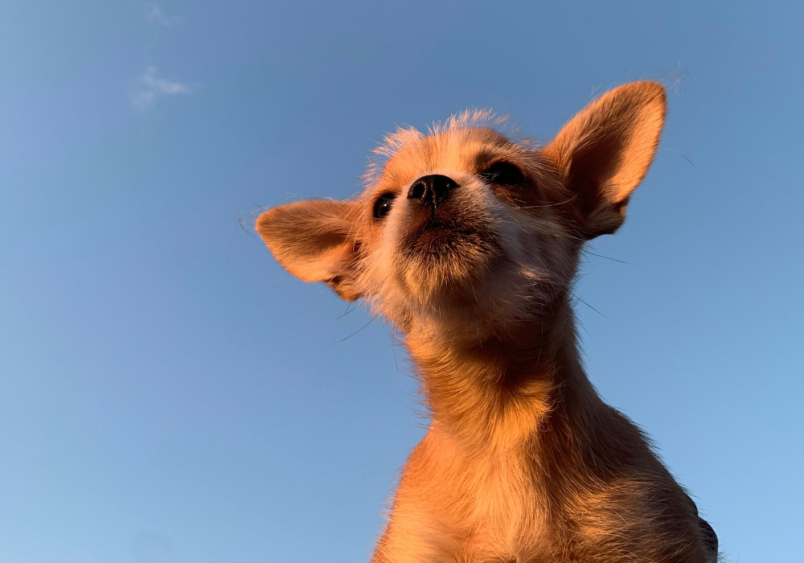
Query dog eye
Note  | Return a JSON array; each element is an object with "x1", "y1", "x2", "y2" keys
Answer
[
  {"x1": 373, "y1": 192, "x2": 396, "y2": 220},
  {"x1": 481, "y1": 162, "x2": 525, "y2": 185}
]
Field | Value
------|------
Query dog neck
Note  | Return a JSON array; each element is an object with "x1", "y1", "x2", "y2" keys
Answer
[{"x1": 403, "y1": 294, "x2": 606, "y2": 459}]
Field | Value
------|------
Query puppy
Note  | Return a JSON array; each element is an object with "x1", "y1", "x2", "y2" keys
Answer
[{"x1": 256, "y1": 82, "x2": 718, "y2": 563}]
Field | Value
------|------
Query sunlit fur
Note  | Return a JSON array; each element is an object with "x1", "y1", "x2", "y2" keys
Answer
[{"x1": 256, "y1": 82, "x2": 717, "y2": 562}]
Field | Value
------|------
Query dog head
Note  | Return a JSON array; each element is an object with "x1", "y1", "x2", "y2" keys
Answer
[{"x1": 257, "y1": 82, "x2": 666, "y2": 338}]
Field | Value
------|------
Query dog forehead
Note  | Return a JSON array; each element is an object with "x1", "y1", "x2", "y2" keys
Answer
[{"x1": 370, "y1": 127, "x2": 512, "y2": 191}]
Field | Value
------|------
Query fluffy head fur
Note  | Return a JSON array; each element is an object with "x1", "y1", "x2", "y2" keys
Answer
[{"x1": 256, "y1": 82, "x2": 718, "y2": 563}]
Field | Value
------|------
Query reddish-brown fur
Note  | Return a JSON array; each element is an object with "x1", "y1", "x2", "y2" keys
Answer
[{"x1": 256, "y1": 82, "x2": 716, "y2": 562}]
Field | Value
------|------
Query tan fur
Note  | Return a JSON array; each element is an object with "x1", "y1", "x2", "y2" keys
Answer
[{"x1": 256, "y1": 82, "x2": 715, "y2": 562}]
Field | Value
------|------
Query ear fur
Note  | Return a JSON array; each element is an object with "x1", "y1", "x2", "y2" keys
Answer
[
  {"x1": 256, "y1": 200, "x2": 361, "y2": 301},
  {"x1": 544, "y1": 81, "x2": 667, "y2": 238}
]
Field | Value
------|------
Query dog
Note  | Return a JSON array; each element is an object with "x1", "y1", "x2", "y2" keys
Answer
[{"x1": 256, "y1": 81, "x2": 718, "y2": 562}]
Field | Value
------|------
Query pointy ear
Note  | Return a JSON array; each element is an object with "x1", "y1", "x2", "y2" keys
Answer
[
  {"x1": 544, "y1": 81, "x2": 666, "y2": 238},
  {"x1": 256, "y1": 199, "x2": 361, "y2": 301}
]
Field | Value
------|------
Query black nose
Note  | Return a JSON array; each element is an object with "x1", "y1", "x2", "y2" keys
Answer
[{"x1": 407, "y1": 174, "x2": 459, "y2": 209}]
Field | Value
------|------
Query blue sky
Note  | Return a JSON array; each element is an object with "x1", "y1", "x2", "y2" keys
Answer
[{"x1": 1, "y1": 1, "x2": 802, "y2": 561}]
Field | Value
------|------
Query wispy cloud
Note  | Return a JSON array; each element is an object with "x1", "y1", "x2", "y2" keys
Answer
[
  {"x1": 144, "y1": 2, "x2": 177, "y2": 27},
  {"x1": 130, "y1": 66, "x2": 193, "y2": 111},
  {"x1": 134, "y1": 4, "x2": 192, "y2": 111}
]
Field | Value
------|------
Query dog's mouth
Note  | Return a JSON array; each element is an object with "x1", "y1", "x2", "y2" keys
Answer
[
  {"x1": 392, "y1": 213, "x2": 507, "y2": 307},
  {"x1": 401, "y1": 215, "x2": 500, "y2": 263}
]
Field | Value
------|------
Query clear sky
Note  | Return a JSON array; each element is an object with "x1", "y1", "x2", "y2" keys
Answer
[{"x1": 1, "y1": 1, "x2": 802, "y2": 562}]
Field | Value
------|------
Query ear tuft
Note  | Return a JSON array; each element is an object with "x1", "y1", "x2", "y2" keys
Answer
[
  {"x1": 545, "y1": 81, "x2": 667, "y2": 238},
  {"x1": 256, "y1": 199, "x2": 361, "y2": 301}
]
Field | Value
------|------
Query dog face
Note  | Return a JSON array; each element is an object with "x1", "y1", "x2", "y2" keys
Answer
[{"x1": 257, "y1": 82, "x2": 666, "y2": 337}]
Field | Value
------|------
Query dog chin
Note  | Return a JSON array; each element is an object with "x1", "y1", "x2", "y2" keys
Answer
[{"x1": 396, "y1": 232, "x2": 502, "y2": 307}]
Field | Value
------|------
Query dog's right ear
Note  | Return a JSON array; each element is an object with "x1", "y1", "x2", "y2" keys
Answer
[
  {"x1": 256, "y1": 200, "x2": 361, "y2": 301},
  {"x1": 544, "y1": 81, "x2": 666, "y2": 238}
]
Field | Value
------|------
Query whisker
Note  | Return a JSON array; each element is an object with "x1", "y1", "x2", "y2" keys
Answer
[
  {"x1": 517, "y1": 194, "x2": 578, "y2": 210},
  {"x1": 330, "y1": 317, "x2": 377, "y2": 346},
  {"x1": 336, "y1": 302, "x2": 359, "y2": 319},
  {"x1": 661, "y1": 148, "x2": 697, "y2": 170},
  {"x1": 583, "y1": 249, "x2": 633, "y2": 265},
  {"x1": 569, "y1": 290, "x2": 608, "y2": 319}
]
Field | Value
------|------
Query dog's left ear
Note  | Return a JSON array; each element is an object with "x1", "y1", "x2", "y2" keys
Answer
[
  {"x1": 256, "y1": 199, "x2": 362, "y2": 301},
  {"x1": 544, "y1": 81, "x2": 666, "y2": 238}
]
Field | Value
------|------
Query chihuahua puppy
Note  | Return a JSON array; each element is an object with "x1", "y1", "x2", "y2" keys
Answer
[{"x1": 257, "y1": 82, "x2": 718, "y2": 562}]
